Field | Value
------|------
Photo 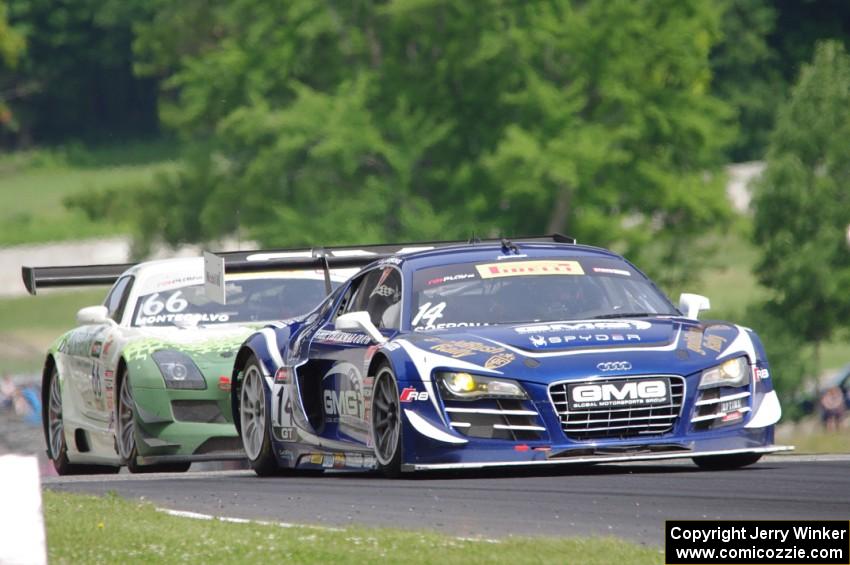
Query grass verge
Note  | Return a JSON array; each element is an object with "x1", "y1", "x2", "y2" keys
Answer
[
  {"x1": 0, "y1": 140, "x2": 178, "y2": 246},
  {"x1": 43, "y1": 491, "x2": 662, "y2": 564},
  {"x1": 0, "y1": 290, "x2": 105, "y2": 374},
  {"x1": 776, "y1": 422, "x2": 850, "y2": 454}
]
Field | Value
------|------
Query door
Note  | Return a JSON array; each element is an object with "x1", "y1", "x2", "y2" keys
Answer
[
  {"x1": 298, "y1": 266, "x2": 403, "y2": 446},
  {"x1": 66, "y1": 276, "x2": 133, "y2": 422}
]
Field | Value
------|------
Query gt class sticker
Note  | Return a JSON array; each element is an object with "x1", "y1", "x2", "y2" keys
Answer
[{"x1": 476, "y1": 260, "x2": 584, "y2": 279}]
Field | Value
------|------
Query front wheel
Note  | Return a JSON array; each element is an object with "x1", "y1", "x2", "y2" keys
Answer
[
  {"x1": 116, "y1": 369, "x2": 190, "y2": 474},
  {"x1": 239, "y1": 358, "x2": 278, "y2": 477},
  {"x1": 693, "y1": 453, "x2": 762, "y2": 470},
  {"x1": 44, "y1": 366, "x2": 119, "y2": 475},
  {"x1": 371, "y1": 363, "x2": 402, "y2": 477}
]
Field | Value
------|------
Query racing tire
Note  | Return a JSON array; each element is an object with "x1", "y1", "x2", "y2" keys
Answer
[
  {"x1": 116, "y1": 368, "x2": 191, "y2": 474},
  {"x1": 692, "y1": 453, "x2": 762, "y2": 470},
  {"x1": 44, "y1": 366, "x2": 119, "y2": 475},
  {"x1": 371, "y1": 363, "x2": 402, "y2": 478},
  {"x1": 239, "y1": 357, "x2": 279, "y2": 477}
]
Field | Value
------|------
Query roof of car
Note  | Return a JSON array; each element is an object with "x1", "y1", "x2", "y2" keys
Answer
[{"x1": 384, "y1": 242, "x2": 624, "y2": 270}]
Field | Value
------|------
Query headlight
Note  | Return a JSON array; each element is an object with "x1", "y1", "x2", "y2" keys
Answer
[
  {"x1": 699, "y1": 357, "x2": 749, "y2": 390},
  {"x1": 152, "y1": 350, "x2": 207, "y2": 390},
  {"x1": 436, "y1": 372, "x2": 528, "y2": 401}
]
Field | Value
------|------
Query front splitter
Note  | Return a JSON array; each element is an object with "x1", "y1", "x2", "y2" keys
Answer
[{"x1": 404, "y1": 444, "x2": 794, "y2": 471}]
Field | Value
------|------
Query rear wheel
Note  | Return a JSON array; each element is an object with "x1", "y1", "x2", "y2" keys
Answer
[
  {"x1": 693, "y1": 453, "x2": 762, "y2": 470},
  {"x1": 371, "y1": 364, "x2": 402, "y2": 477},
  {"x1": 116, "y1": 369, "x2": 190, "y2": 474},
  {"x1": 44, "y1": 366, "x2": 118, "y2": 475},
  {"x1": 239, "y1": 358, "x2": 278, "y2": 477}
]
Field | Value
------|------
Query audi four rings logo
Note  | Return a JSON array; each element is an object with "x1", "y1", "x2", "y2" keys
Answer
[{"x1": 597, "y1": 361, "x2": 632, "y2": 371}]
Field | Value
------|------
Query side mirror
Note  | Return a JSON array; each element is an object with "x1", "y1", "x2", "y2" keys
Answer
[
  {"x1": 335, "y1": 311, "x2": 386, "y2": 344},
  {"x1": 678, "y1": 293, "x2": 710, "y2": 320},
  {"x1": 76, "y1": 305, "x2": 110, "y2": 326}
]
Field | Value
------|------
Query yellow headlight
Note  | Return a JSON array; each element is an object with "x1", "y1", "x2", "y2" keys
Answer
[
  {"x1": 445, "y1": 372, "x2": 476, "y2": 393},
  {"x1": 721, "y1": 358, "x2": 744, "y2": 380}
]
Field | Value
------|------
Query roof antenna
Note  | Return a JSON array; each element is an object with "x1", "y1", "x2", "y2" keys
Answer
[{"x1": 501, "y1": 238, "x2": 520, "y2": 255}]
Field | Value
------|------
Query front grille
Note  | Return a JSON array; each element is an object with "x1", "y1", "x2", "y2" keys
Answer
[
  {"x1": 550, "y1": 376, "x2": 685, "y2": 441},
  {"x1": 444, "y1": 399, "x2": 545, "y2": 441},
  {"x1": 171, "y1": 400, "x2": 227, "y2": 424}
]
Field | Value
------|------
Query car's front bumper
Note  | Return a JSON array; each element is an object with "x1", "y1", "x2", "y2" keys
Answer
[{"x1": 132, "y1": 385, "x2": 243, "y2": 463}]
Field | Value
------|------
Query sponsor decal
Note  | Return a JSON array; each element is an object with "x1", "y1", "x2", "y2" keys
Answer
[
  {"x1": 399, "y1": 387, "x2": 429, "y2": 402},
  {"x1": 753, "y1": 367, "x2": 770, "y2": 381},
  {"x1": 382, "y1": 341, "x2": 401, "y2": 352},
  {"x1": 322, "y1": 455, "x2": 335, "y2": 468},
  {"x1": 529, "y1": 333, "x2": 641, "y2": 347},
  {"x1": 379, "y1": 256, "x2": 403, "y2": 266},
  {"x1": 218, "y1": 376, "x2": 231, "y2": 392},
  {"x1": 427, "y1": 273, "x2": 476, "y2": 286},
  {"x1": 429, "y1": 340, "x2": 505, "y2": 358},
  {"x1": 596, "y1": 361, "x2": 632, "y2": 372},
  {"x1": 90, "y1": 341, "x2": 103, "y2": 359},
  {"x1": 101, "y1": 339, "x2": 114, "y2": 358},
  {"x1": 484, "y1": 352, "x2": 515, "y2": 370},
  {"x1": 324, "y1": 389, "x2": 363, "y2": 418},
  {"x1": 136, "y1": 312, "x2": 232, "y2": 326},
  {"x1": 568, "y1": 379, "x2": 670, "y2": 410},
  {"x1": 476, "y1": 260, "x2": 585, "y2": 279},
  {"x1": 345, "y1": 453, "x2": 364, "y2": 468},
  {"x1": 413, "y1": 322, "x2": 490, "y2": 332},
  {"x1": 515, "y1": 320, "x2": 652, "y2": 334},
  {"x1": 315, "y1": 329, "x2": 372, "y2": 345},
  {"x1": 321, "y1": 361, "x2": 369, "y2": 444},
  {"x1": 153, "y1": 274, "x2": 204, "y2": 290},
  {"x1": 333, "y1": 453, "x2": 346, "y2": 469},
  {"x1": 684, "y1": 329, "x2": 727, "y2": 356},
  {"x1": 309, "y1": 453, "x2": 324, "y2": 465},
  {"x1": 90, "y1": 364, "x2": 103, "y2": 400},
  {"x1": 277, "y1": 427, "x2": 296, "y2": 442},
  {"x1": 59, "y1": 326, "x2": 108, "y2": 357},
  {"x1": 592, "y1": 267, "x2": 631, "y2": 277}
]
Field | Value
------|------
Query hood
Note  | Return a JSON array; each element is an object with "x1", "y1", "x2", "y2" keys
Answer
[
  {"x1": 123, "y1": 323, "x2": 259, "y2": 365},
  {"x1": 401, "y1": 318, "x2": 754, "y2": 384}
]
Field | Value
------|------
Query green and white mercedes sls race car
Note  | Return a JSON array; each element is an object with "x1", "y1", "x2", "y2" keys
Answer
[{"x1": 24, "y1": 253, "x2": 351, "y2": 474}]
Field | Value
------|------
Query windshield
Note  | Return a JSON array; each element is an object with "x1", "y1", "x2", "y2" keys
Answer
[
  {"x1": 132, "y1": 278, "x2": 332, "y2": 327},
  {"x1": 410, "y1": 257, "x2": 677, "y2": 331}
]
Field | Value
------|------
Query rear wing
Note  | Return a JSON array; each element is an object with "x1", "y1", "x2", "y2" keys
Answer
[
  {"x1": 23, "y1": 234, "x2": 575, "y2": 296},
  {"x1": 21, "y1": 263, "x2": 135, "y2": 296}
]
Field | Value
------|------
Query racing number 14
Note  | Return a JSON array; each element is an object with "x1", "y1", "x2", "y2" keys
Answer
[
  {"x1": 275, "y1": 386, "x2": 292, "y2": 427},
  {"x1": 412, "y1": 302, "x2": 446, "y2": 328}
]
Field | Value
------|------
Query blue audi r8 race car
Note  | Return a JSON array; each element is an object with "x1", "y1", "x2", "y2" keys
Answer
[{"x1": 223, "y1": 235, "x2": 790, "y2": 476}]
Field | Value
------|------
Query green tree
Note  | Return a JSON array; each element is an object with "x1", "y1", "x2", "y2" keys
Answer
[
  {"x1": 112, "y1": 0, "x2": 735, "y2": 289},
  {"x1": 710, "y1": 0, "x2": 782, "y2": 162},
  {"x1": 709, "y1": 0, "x2": 850, "y2": 162},
  {"x1": 752, "y1": 40, "x2": 850, "y2": 390},
  {"x1": 3, "y1": 0, "x2": 158, "y2": 145},
  {"x1": 0, "y1": 0, "x2": 25, "y2": 135}
]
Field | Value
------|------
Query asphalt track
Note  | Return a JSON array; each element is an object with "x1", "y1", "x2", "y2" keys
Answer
[{"x1": 43, "y1": 455, "x2": 850, "y2": 546}]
